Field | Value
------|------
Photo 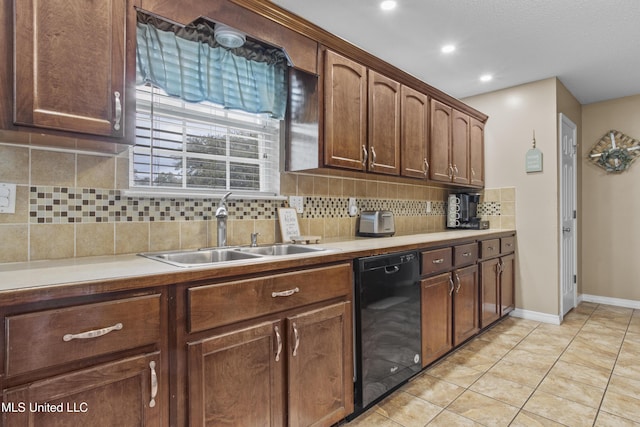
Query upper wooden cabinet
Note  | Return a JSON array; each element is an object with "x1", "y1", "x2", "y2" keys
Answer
[
  {"x1": 324, "y1": 50, "x2": 368, "y2": 171},
  {"x1": 367, "y1": 70, "x2": 401, "y2": 175},
  {"x1": 430, "y1": 99, "x2": 454, "y2": 182},
  {"x1": 430, "y1": 99, "x2": 484, "y2": 187},
  {"x1": 451, "y1": 109, "x2": 471, "y2": 185},
  {"x1": 401, "y1": 86, "x2": 429, "y2": 179},
  {"x1": 14, "y1": 0, "x2": 129, "y2": 139},
  {"x1": 470, "y1": 117, "x2": 486, "y2": 187},
  {"x1": 323, "y1": 50, "x2": 401, "y2": 176}
]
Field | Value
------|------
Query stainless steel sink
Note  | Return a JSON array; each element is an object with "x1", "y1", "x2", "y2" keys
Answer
[
  {"x1": 234, "y1": 244, "x2": 327, "y2": 256},
  {"x1": 139, "y1": 244, "x2": 329, "y2": 267},
  {"x1": 139, "y1": 248, "x2": 262, "y2": 267}
]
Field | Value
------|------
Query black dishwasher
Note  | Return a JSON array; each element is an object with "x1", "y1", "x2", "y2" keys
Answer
[{"x1": 352, "y1": 250, "x2": 421, "y2": 416}]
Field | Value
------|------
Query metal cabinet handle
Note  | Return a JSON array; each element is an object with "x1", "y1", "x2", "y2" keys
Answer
[
  {"x1": 432, "y1": 258, "x2": 444, "y2": 264},
  {"x1": 455, "y1": 273, "x2": 461, "y2": 293},
  {"x1": 453, "y1": 164, "x2": 459, "y2": 176},
  {"x1": 292, "y1": 323, "x2": 300, "y2": 357},
  {"x1": 113, "y1": 91, "x2": 122, "y2": 131},
  {"x1": 149, "y1": 361, "x2": 158, "y2": 408},
  {"x1": 471, "y1": 167, "x2": 476, "y2": 177},
  {"x1": 63, "y1": 322, "x2": 123, "y2": 342},
  {"x1": 448, "y1": 164, "x2": 454, "y2": 179},
  {"x1": 274, "y1": 326, "x2": 282, "y2": 362},
  {"x1": 370, "y1": 146, "x2": 377, "y2": 169},
  {"x1": 448, "y1": 275, "x2": 455, "y2": 296},
  {"x1": 362, "y1": 145, "x2": 368, "y2": 167},
  {"x1": 272, "y1": 287, "x2": 299, "y2": 298},
  {"x1": 498, "y1": 259, "x2": 504, "y2": 274}
]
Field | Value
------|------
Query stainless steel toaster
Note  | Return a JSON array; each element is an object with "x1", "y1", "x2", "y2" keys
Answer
[{"x1": 358, "y1": 210, "x2": 395, "y2": 237}]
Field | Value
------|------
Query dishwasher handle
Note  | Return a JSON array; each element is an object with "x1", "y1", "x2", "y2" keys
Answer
[{"x1": 384, "y1": 265, "x2": 400, "y2": 274}]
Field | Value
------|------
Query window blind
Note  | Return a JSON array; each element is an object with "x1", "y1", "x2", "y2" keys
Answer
[{"x1": 133, "y1": 85, "x2": 280, "y2": 195}]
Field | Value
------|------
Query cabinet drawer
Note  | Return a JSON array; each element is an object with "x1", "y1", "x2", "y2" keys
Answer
[
  {"x1": 421, "y1": 248, "x2": 452, "y2": 276},
  {"x1": 480, "y1": 239, "x2": 500, "y2": 258},
  {"x1": 188, "y1": 263, "x2": 352, "y2": 333},
  {"x1": 454, "y1": 243, "x2": 478, "y2": 267},
  {"x1": 6, "y1": 294, "x2": 161, "y2": 376},
  {"x1": 501, "y1": 236, "x2": 516, "y2": 254}
]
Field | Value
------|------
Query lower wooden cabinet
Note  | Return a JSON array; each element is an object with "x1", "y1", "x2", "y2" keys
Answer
[
  {"x1": 2, "y1": 352, "x2": 162, "y2": 427},
  {"x1": 421, "y1": 264, "x2": 478, "y2": 367},
  {"x1": 187, "y1": 302, "x2": 352, "y2": 427},
  {"x1": 479, "y1": 236, "x2": 516, "y2": 328},
  {"x1": 188, "y1": 321, "x2": 285, "y2": 426},
  {"x1": 183, "y1": 263, "x2": 354, "y2": 427},
  {"x1": 421, "y1": 273, "x2": 453, "y2": 366},
  {"x1": 452, "y1": 265, "x2": 479, "y2": 345}
]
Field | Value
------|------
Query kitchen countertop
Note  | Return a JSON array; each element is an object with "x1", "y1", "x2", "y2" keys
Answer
[{"x1": 0, "y1": 229, "x2": 515, "y2": 302}]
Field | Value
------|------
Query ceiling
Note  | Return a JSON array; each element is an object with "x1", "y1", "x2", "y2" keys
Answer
[{"x1": 271, "y1": 0, "x2": 640, "y2": 105}]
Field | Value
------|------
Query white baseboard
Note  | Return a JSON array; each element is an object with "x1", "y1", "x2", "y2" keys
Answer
[
  {"x1": 509, "y1": 308, "x2": 561, "y2": 325},
  {"x1": 580, "y1": 294, "x2": 640, "y2": 310}
]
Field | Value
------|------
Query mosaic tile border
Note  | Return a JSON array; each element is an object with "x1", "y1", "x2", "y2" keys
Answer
[{"x1": 29, "y1": 186, "x2": 498, "y2": 224}]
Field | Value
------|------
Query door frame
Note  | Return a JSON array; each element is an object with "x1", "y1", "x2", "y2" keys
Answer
[{"x1": 559, "y1": 113, "x2": 578, "y2": 320}]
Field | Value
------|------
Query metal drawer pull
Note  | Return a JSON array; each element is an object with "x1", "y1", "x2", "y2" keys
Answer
[
  {"x1": 432, "y1": 258, "x2": 445, "y2": 264},
  {"x1": 487, "y1": 246, "x2": 495, "y2": 251},
  {"x1": 462, "y1": 252, "x2": 472, "y2": 257},
  {"x1": 272, "y1": 287, "x2": 300, "y2": 298},
  {"x1": 505, "y1": 243, "x2": 513, "y2": 247},
  {"x1": 455, "y1": 273, "x2": 461, "y2": 293},
  {"x1": 149, "y1": 361, "x2": 158, "y2": 408},
  {"x1": 113, "y1": 91, "x2": 122, "y2": 131},
  {"x1": 292, "y1": 323, "x2": 300, "y2": 357},
  {"x1": 274, "y1": 326, "x2": 282, "y2": 362},
  {"x1": 63, "y1": 322, "x2": 123, "y2": 342}
]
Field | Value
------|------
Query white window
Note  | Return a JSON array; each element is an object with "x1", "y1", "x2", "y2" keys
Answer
[{"x1": 131, "y1": 84, "x2": 281, "y2": 196}]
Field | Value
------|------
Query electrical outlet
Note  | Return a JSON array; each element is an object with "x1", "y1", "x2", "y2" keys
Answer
[
  {"x1": 289, "y1": 196, "x2": 304, "y2": 213},
  {"x1": 348, "y1": 197, "x2": 358, "y2": 217},
  {"x1": 0, "y1": 183, "x2": 16, "y2": 214}
]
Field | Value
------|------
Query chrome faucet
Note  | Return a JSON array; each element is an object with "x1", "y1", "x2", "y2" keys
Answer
[{"x1": 215, "y1": 192, "x2": 232, "y2": 247}]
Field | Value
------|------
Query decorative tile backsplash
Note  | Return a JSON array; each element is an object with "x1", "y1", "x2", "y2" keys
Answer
[{"x1": 29, "y1": 186, "x2": 450, "y2": 224}]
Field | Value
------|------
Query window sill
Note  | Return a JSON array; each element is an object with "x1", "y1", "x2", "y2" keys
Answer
[{"x1": 122, "y1": 188, "x2": 287, "y2": 201}]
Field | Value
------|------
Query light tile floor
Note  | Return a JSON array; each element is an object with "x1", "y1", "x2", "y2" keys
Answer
[{"x1": 345, "y1": 302, "x2": 640, "y2": 427}]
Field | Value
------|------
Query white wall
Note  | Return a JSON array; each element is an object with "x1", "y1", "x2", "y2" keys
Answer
[{"x1": 464, "y1": 78, "x2": 560, "y2": 316}]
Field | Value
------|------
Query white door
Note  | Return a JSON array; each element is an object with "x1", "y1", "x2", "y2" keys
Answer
[{"x1": 559, "y1": 114, "x2": 577, "y2": 318}]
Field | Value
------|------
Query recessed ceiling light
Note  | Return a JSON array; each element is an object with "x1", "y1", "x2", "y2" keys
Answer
[
  {"x1": 380, "y1": 0, "x2": 397, "y2": 11},
  {"x1": 480, "y1": 74, "x2": 493, "y2": 82},
  {"x1": 441, "y1": 44, "x2": 456, "y2": 54}
]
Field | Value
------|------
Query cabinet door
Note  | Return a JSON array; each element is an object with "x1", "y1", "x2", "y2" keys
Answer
[
  {"x1": 469, "y1": 118, "x2": 485, "y2": 187},
  {"x1": 451, "y1": 109, "x2": 470, "y2": 185},
  {"x1": 287, "y1": 302, "x2": 353, "y2": 427},
  {"x1": 480, "y1": 258, "x2": 500, "y2": 328},
  {"x1": 368, "y1": 70, "x2": 400, "y2": 175},
  {"x1": 452, "y1": 265, "x2": 479, "y2": 346},
  {"x1": 429, "y1": 99, "x2": 453, "y2": 182},
  {"x1": 421, "y1": 273, "x2": 453, "y2": 366},
  {"x1": 500, "y1": 254, "x2": 516, "y2": 316},
  {"x1": 324, "y1": 50, "x2": 367, "y2": 171},
  {"x1": 401, "y1": 86, "x2": 429, "y2": 179},
  {"x1": 2, "y1": 352, "x2": 162, "y2": 427},
  {"x1": 14, "y1": 0, "x2": 126, "y2": 137},
  {"x1": 187, "y1": 321, "x2": 285, "y2": 427}
]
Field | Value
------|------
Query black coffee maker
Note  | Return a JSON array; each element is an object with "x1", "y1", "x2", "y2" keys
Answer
[{"x1": 446, "y1": 193, "x2": 488, "y2": 229}]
